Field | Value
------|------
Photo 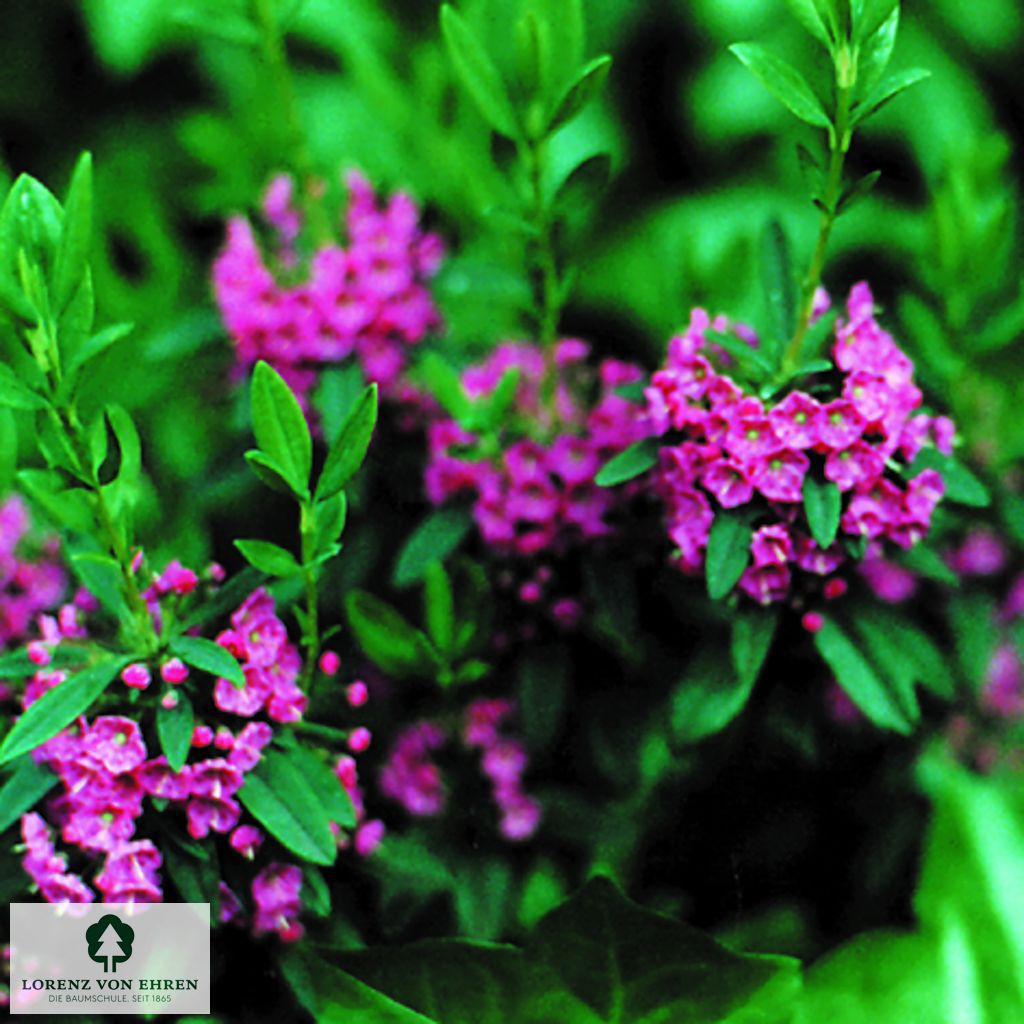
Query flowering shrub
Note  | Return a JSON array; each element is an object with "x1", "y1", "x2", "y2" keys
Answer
[{"x1": 2, "y1": 0, "x2": 1024, "y2": 1019}]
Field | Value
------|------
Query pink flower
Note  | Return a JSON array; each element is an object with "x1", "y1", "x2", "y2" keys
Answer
[
  {"x1": 160, "y1": 658, "x2": 189, "y2": 684},
  {"x1": 230, "y1": 825, "x2": 264, "y2": 859},
  {"x1": 824, "y1": 442, "x2": 884, "y2": 492},
  {"x1": 354, "y1": 819, "x2": 386, "y2": 857},
  {"x1": 750, "y1": 449, "x2": 809, "y2": 503},
  {"x1": 252, "y1": 863, "x2": 304, "y2": 940},
  {"x1": 700, "y1": 459, "x2": 754, "y2": 509},
  {"x1": 769, "y1": 392, "x2": 822, "y2": 449},
  {"x1": 818, "y1": 400, "x2": 865, "y2": 450},
  {"x1": 751, "y1": 525, "x2": 792, "y2": 567},
  {"x1": 81, "y1": 717, "x2": 147, "y2": 775}
]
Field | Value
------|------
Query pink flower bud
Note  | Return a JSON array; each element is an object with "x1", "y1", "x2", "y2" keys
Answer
[
  {"x1": 192, "y1": 725, "x2": 214, "y2": 747},
  {"x1": 27, "y1": 642, "x2": 51, "y2": 667},
  {"x1": 801, "y1": 612, "x2": 824, "y2": 634},
  {"x1": 319, "y1": 650, "x2": 340, "y2": 676},
  {"x1": 346, "y1": 681, "x2": 369, "y2": 707},
  {"x1": 348, "y1": 727, "x2": 372, "y2": 754},
  {"x1": 161, "y1": 692, "x2": 179, "y2": 710},
  {"x1": 214, "y1": 728, "x2": 235, "y2": 750},
  {"x1": 160, "y1": 658, "x2": 189, "y2": 684},
  {"x1": 823, "y1": 578, "x2": 848, "y2": 600},
  {"x1": 121, "y1": 663, "x2": 151, "y2": 690}
]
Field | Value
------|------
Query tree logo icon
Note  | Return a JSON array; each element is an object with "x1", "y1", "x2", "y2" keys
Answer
[{"x1": 85, "y1": 914, "x2": 135, "y2": 973}]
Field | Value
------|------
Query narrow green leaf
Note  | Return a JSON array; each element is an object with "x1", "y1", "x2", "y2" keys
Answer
[
  {"x1": 234, "y1": 538, "x2": 302, "y2": 577},
  {"x1": 183, "y1": 566, "x2": 264, "y2": 630},
  {"x1": 855, "y1": 0, "x2": 899, "y2": 43},
  {"x1": 346, "y1": 591, "x2": 431, "y2": 678},
  {"x1": 314, "y1": 493, "x2": 348, "y2": 556},
  {"x1": 732, "y1": 606, "x2": 780, "y2": 688},
  {"x1": 0, "y1": 757, "x2": 58, "y2": 834},
  {"x1": 238, "y1": 749, "x2": 337, "y2": 866},
  {"x1": 707, "y1": 329, "x2": 776, "y2": 377},
  {"x1": 17, "y1": 468, "x2": 95, "y2": 533},
  {"x1": 673, "y1": 647, "x2": 760, "y2": 745},
  {"x1": 157, "y1": 692, "x2": 194, "y2": 772},
  {"x1": 53, "y1": 152, "x2": 93, "y2": 314},
  {"x1": 546, "y1": 55, "x2": 612, "y2": 136},
  {"x1": 785, "y1": 0, "x2": 832, "y2": 45},
  {"x1": 423, "y1": 561, "x2": 456, "y2": 656},
  {"x1": 554, "y1": 152, "x2": 613, "y2": 215},
  {"x1": 106, "y1": 404, "x2": 141, "y2": 490},
  {"x1": 251, "y1": 360, "x2": 312, "y2": 496},
  {"x1": 729, "y1": 43, "x2": 831, "y2": 128},
  {"x1": 803, "y1": 475, "x2": 842, "y2": 548},
  {"x1": 0, "y1": 272, "x2": 34, "y2": 324},
  {"x1": 837, "y1": 170, "x2": 881, "y2": 214},
  {"x1": 70, "y1": 550, "x2": 128, "y2": 618},
  {"x1": 856, "y1": 5, "x2": 900, "y2": 97},
  {"x1": 0, "y1": 363, "x2": 46, "y2": 410},
  {"x1": 244, "y1": 448, "x2": 300, "y2": 498},
  {"x1": 760, "y1": 219, "x2": 797, "y2": 353},
  {"x1": 706, "y1": 512, "x2": 754, "y2": 601},
  {"x1": 393, "y1": 505, "x2": 474, "y2": 588},
  {"x1": 169, "y1": 635, "x2": 245, "y2": 688},
  {"x1": 316, "y1": 384, "x2": 378, "y2": 502},
  {"x1": 64, "y1": 322, "x2": 133, "y2": 381},
  {"x1": 911, "y1": 448, "x2": 989, "y2": 508},
  {"x1": 418, "y1": 352, "x2": 472, "y2": 423},
  {"x1": 595, "y1": 437, "x2": 659, "y2": 487},
  {"x1": 0, "y1": 407, "x2": 15, "y2": 493},
  {"x1": 0, "y1": 657, "x2": 128, "y2": 765},
  {"x1": 897, "y1": 544, "x2": 959, "y2": 588},
  {"x1": 288, "y1": 744, "x2": 356, "y2": 829},
  {"x1": 814, "y1": 618, "x2": 917, "y2": 733},
  {"x1": 440, "y1": 4, "x2": 519, "y2": 139},
  {"x1": 855, "y1": 68, "x2": 932, "y2": 124},
  {"x1": 303, "y1": 864, "x2": 332, "y2": 918}
]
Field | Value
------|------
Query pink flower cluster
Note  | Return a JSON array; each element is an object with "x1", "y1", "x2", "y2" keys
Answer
[
  {"x1": 0, "y1": 496, "x2": 66, "y2": 652},
  {"x1": 425, "y1": 340, "x2": 650, "y2": 559},
  {"x1": 213, "y1": 171, "x2": 444, "y2": 409},
  {"x1": 379, "y1": 698, "x2": 541, "y2": 842},
  {"x1": 644, "y1": 283, "x2": 953, "y2": 604}
]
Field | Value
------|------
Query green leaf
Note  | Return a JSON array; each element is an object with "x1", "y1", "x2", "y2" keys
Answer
[
  {"x1": 707, "y1": 329, "x2": 776, "y2": 378},
  {"x1": 910, "y1": 448, "x2": 990, "y2": 507},
  {"x1": 316, "y1": 383, "x2": 378, "y2": 502},
  {"x1": 345, "y1": 591, "x2": 431, "y2": 678},
  {"x1": 0, "y1": 363, "x2": 47, "y2": 410},
  {"x1": 440, "y1": 4, "x2": 519, "y2": 139},
  {"x1": 673, "y1": 642, "x2": 763, "y2": 746},
  {"x1": 785, "y1": 0, "x2": 832, "y2": 45},
  {"x1": 418, "y1": 352, "x2": 472, "y2": 423},
  {"x1": 525, "y1": 877, "x2": 801, "y2": 1023},
  {"x1": 314, "y1": 493, "x2": 348, "y2": 556},
  {"x1": 157, "y1": 692, "x2": 194, "y2": 772},
  {"x1": 728, "y1": 43, "x2": 831, "y2": 128},
  {"x1": 595, "y1": 437, "x2": 658, "y2": 487},
  {"x1": 854, "y1": 68, "x2": 931, "y2": 124},
  {"x1": 393, "y1": 506, "x2": 474, "y2": 588},
  {"x1": 70, "y1": 550, "x2": 128, "y2": 618},
  {"x1": 53, "y1": 152, "x2": 93, "y2": 315},
  {"x1": 836, "y1": 170, "x2": 881, "y2": 214},
  {"x1": 732, "y1": 605, "x2": 780, "y2": 688},
  {"x1": 896, "y1": 543, "x2": 959, "y2": 588},
  {"x1": 64, "y1": 321, "x2": 133, "y2": 385},
  {"x1": 234, "y1": 538, "x2": 302, "y2": 577},
  {"x1": 238, "y1": 749, "x2": 337, "y2": 866},
  {"x1": 182, "y1": 566, "x2": 264, "y2": 630},
  {"x1": 303, "y1": 864, "x2": 332, "y2": 918},
  {"x1": 706, "y1": 512, "x2": 754, "y2": 601},
  {"x1": 0, "y1": 657, "x2": 128, "y2": 765},
  {"x1": 518, "y1": 646, "x2": 569, "y2": 753},
  {"x1": 0, "y1": 407, "x2": 14, "y2": 493},
  {"x1": 856, "y1": 5, "x2": 899, "y2": 97},
  {"x1": 313, "y1": 363, "x2": 367, "y2": 443},
  {"x1": 802, "y1": 475, "x2": 842, "y2": 548},
  {"x1": 854, "y1": 0, "x2": 899, "y2": 43},
  {"x1": 0, "y1": 271, "x2": 34, "y2": 324},
  {"x1": 423, "y1": 561, "x2": 456, "y2": 657},
  {"x1": 0, "y1": 645, "x2": 81, "y2": 680},
  {"x1": 250, "y1": 360, "x2": 312, "y2": 497},
  {"x1": 169, "y1": 635, "x2": 246, "y2": 688},
  {"x1": 106, "y1": 404, "x2": 141, "y2": 490},
  {"x1": 546, "y1": 55, "x2": 612, "y2": 136},
  {"x1": 162, "y1": 843, "x2": 220, "y2": 924},
  {"x1": 554, "y1": 153, "x2": 613, "y2": 215},
  {"x1": 0, "y1": 756, "x2": 58, "y2": 834},
  {"x1": 244, "y1": 448, "x2": 299, "y2": 498},
  {"x1": 760, "y1": 219, "x2": 797, "y2": 354},
  {"x1": 288, "y1": 744, "x2": 356, "y2": 829},
  {"x1": 17, "y1": 468, "x2": 95, "y2": 533},
  {"x1": 814, "y1": 618, "x2": 917, "y2": 733}
]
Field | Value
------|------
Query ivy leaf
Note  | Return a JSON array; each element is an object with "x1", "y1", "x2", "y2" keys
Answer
[
  {"x1": 595, "y1": 437, "x2": 658, "y2": 487},
  {"x1": 157, "y1": 692, "x2": 194, "y2": 772},
  {"x1": 53, "y1": 152, "x2": 93, "y2": 315},
  {"x1": 814, "y1": 618, "x2": 918, "y2": 733},
  {"x1": 316, "y1": 383, "x2": 378, "y2": 502},
  {"x1": 238, "y1": 749, "x2": 337, "y2": 866},
  {"x1": 440, "y1": 4, "x2": 519, "y2": 139},
  {"x1": 546, "y1": 55, "x2": 612, "y2": 136},
  {"x1": 729, "y1": 43, "x2": 831, "y2": 128},
  {"x1": 802, "y1": 475, "x2": 842, "y2": 548},
  {"x1": 169, "y1": 635, "x2": 245, "y2": 688},
  {"x1": 250, "y1": 360, "x2": 311, "y2": 498},
  {"x1": 393, "y1": 506, "x2": 474, "y2": 588},
  {"x1": 706, "y1": 512, "x2": 754, "y2": 601},
  {"x1": 0, "y1": 756, "x2": 58, "y2": 834},
  {"x1": 234, "y1": 538, "x2": 302, "y2": 578},
  {"x1": 0, "y1": 657, "x2": 129, "y2": 765}
]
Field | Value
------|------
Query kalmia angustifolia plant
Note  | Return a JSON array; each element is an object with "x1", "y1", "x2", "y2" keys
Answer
[{"x1": 0, "y1": 158, "x2": 384, "y2": 936}]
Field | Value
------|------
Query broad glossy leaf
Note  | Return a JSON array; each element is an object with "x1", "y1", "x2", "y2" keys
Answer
[
  {"x1": 595, "y1": 437, "x2": 658, "y2": 487},
  {"x1": 0, "y1": 408, "x2": 14, "y2": 493},
  {"x1": 317, "y1": 383, "x2": 377, "y2": 501},
  {"x1": 760, "y1": 219, "x2": 796, "y2": 355},
  {"x1": 250, "y1": 360, "x2": 312, "y2": 496},
  {"x1": 53, "y1": 152, "x2": 93, "y2": 314},
  {"x1": 346, "y1": 591, "x2": 431, "y2": 678},
  {"x1": 0, "y1": 756, "x2": 58, "y2": 833},
  {"x1": 732, "y1": 605, "x2": 780, "y2": 688},
  {"x1": 169, "y1": 634, "x2": 245, "y2": 688},
  {"x1": 0, "y1": 363, "x2": 46, "y2": 410},
  {"x1": 157, "y1": 692, "x2": 194, "y2": 772},
  {"x1": 234, "y1": 538, "x2": 302, "y2": 577},
  {"x1": 546, "y1": 55, "x2": 612, "y2": 136},
  {"x1": 393, "y1": 505, "x2": 473, "y2": 588},
  {"x1": 854, "y1": 68, "x2": 931, "y2": 124},
  {"x1": 911, "y1": 448, "x2": 990, "y2": 507},
  {"x1": 802, "y1": 475, "x2": 842, "y2": 548},
  {"x1": 706, "y1": 512, "x2": 754, "y2": 601}
]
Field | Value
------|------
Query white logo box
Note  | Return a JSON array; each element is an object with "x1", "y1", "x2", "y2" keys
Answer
[{"x1": 10, "y1": 903, "x2": 210, "y2": 1016}]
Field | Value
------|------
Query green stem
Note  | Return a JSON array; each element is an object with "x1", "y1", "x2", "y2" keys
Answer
[
  {"x1": 57, "y1": 404, "x2": 158, "y2": 654},
  {"x1": 522, "y1": 137, "x2": 562, "y2": 411},
  {"x1": 251, "y1": 0, "x2": 331, "y2": 245},
  {"x1": 783, "y1": 78, "x2": 854, "y2": 374},
  {"x1": 298, "y1": 500, "x2": 320, "y2": 691}
]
